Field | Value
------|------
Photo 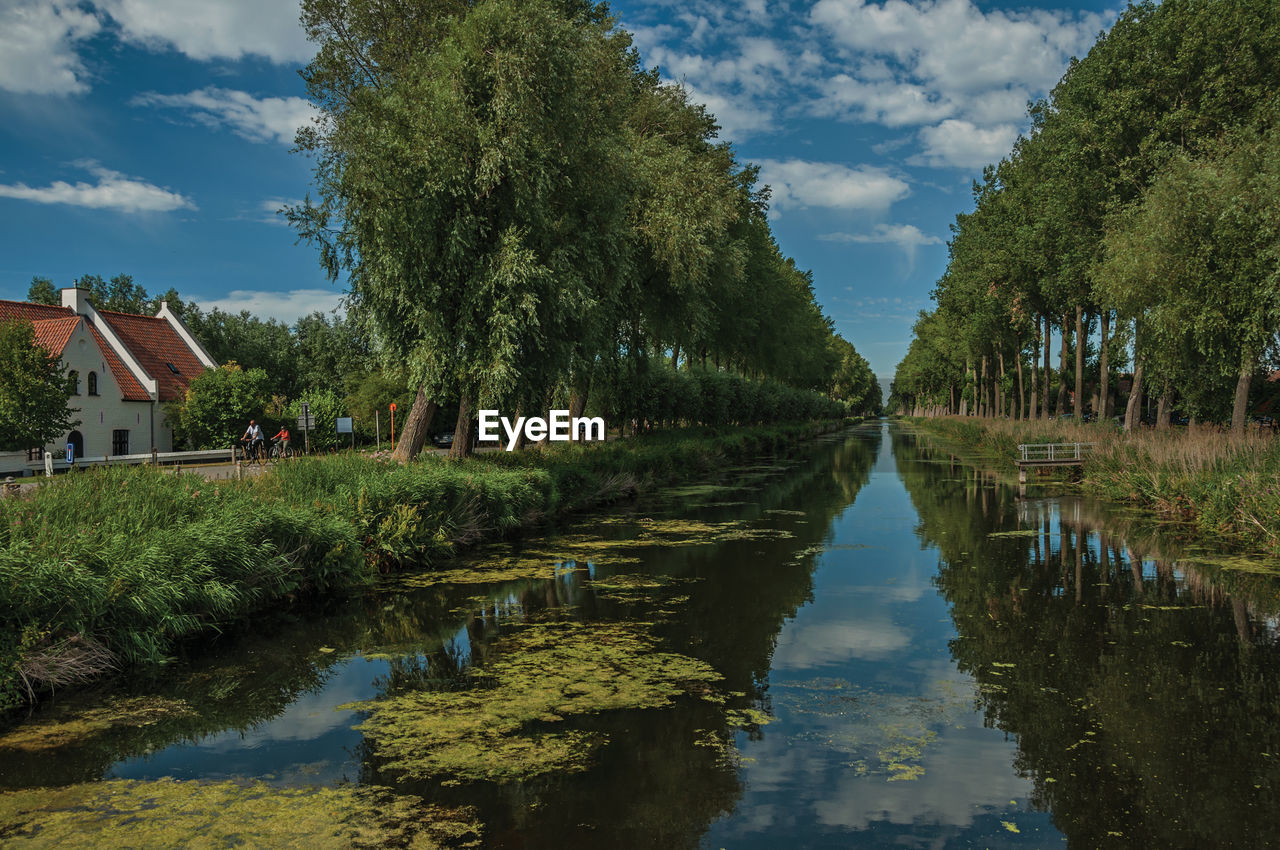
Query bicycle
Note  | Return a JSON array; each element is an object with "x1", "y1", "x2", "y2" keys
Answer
[
  {"x1": 240, "y1": 437, "x2": 265, "y2": 464},
  {"x1": 269, "y1": 437, "x2": 294, "y2": 461}
]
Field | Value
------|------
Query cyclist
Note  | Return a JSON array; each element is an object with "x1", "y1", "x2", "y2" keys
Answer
[
  {"x1": 271, "y1": 424, "x2": 292, "y2": 458},
  {"x1": 242, "y1": 419, "x2": 265, "y2": 462}
]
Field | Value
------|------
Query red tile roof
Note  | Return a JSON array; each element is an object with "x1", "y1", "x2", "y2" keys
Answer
[
  {"x1": 97, "y1": 309, "x2": 206, "y2": 402},
  {"x1": 0, "y1": 300, "x2": 74, "y2": 325},
  {"x1": 85, "y1": 322, "x2": 151, "y2": 402},
  {"x1": 30, "y1": 317, "x2": 81, "y2": 354},
  {"x1": 0, "y1": 297, "x2": 210, "y2": 403}
]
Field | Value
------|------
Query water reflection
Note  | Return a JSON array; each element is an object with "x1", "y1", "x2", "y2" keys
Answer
[{"x1": 899, "y1": 425, "x2": 1280, "y2": 848}]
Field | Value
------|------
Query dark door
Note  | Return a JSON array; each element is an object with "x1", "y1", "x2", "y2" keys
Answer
[{"x1": 66, "y1": 430, "x2": 84, "y2": 462}]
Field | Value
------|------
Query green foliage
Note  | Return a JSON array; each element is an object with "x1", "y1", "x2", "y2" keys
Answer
[
  {"x1": 0, "y1": 421, "x2": 836, "y2": 708},
  {"x1": 594, "y1": 364, "x2": 845, "y2": 429},
  {"x1": 170, "y1": 364, "x2": 270, "y2": 450},
  {"x1": 893, "y1": 0, "x2": 1280, "y2": 425},
  {"x1": 25, "y1": 277, "x2": 57, "y2": 306},
  {"x1": 292, "y1": 0, "x2": 852, "y2": 430},
  {"x1": 286, "y1": 388, "x2": 347, "y2": 451},
  {"x1": 0, "y1": 320, "x2": 79, "y2": 451}
]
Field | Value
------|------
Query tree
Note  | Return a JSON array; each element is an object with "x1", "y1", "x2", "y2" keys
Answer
[
  {"x1": 169, "y1": 364, "x2": 270, "y2": 450},
  {"x1": 26, "y1": 276, "x2": 58, "y2": 306},
  {"x1": 0, "y1": 320, "x2": 78, "y2": 450},
  {"x1": 294, "y1": 0, "x2": 638, "y2": 459},
  {"x1": 1100, "y1": 113, "x2": 1280, "y2": 432}
]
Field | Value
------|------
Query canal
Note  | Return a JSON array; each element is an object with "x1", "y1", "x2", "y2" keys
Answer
[{"x1": 2, "y1": 421, "x2": 1278, "y2": 847}]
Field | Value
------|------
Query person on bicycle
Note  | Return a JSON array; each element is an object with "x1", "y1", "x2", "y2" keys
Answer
[
  {"x1": 242, "y1": 420, "x2": 264, "y2": 461},
  {"x1": 272, "y1": 425, "x2": 291, "y2": 457}
]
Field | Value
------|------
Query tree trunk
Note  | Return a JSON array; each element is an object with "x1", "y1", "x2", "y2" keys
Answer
[
  {"x1": 961, "y1": 357, "x2": 971, "y2": 416},
  {"x1": 569, "y1": 368, "x2": 591, "y2": 422},
  {"x1": 1124, "y1": 323, "x2": 1143, "y2": 432},
  {"x1": 1074, "y1": 305, "x2": 1085, "y2": 419},
  {"x1": 1042, "y1": 314, "x2": 1052, "y2": 420},
  {"x1": 1099, "y1": 309, "x2": 1111, "y2": 419},
  {"x1": 392, "y1": 387, "x2": 437, "y2": 462},
  {"x1": 1156, "y1": 392, "x2": 1171, "y2": 429},
  {"x1": 980, "y1": 355, "x2": 988, "y2": 418},
  {"x1": 993, "y1": 348, "x2": 1003, "y2": 417},
  {"x1": 1014, "y1": 340, "x2": 1024, "y2": 421},
  {"x1": 1030, "y1": 319, "x2": 1040, "y2": 420},
  {"x1": 448, "y1": 394, "x2": 473, "y2": 459},
  {"x1": 1055, "y1": 311, "x2": 1069, "y2": 417},
  {"x1": 671, "y1": 345, "x2": 679, "y2": 370},
  {"x1": 1232, "y1": 352, "x2": 1254, "y2": 436},
  {"x1": 512, "y1": 406, "x2": 528, "y2": 451}
]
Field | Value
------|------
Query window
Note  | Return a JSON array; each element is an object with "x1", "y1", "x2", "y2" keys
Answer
[
  {"x1": 26, "y1": 447, "x2": 42, "y2": 462},
  {"x1": 88, "y1": 371, "x2": 99, "y2": 396},
  {"x1": 69, "y1": 370, "x2": 80, "y2": 395},
  {"x1": 111, "y1": 429, "x2": 130, "y2": 456},
  {"x1": 166, "y1": 362, "x2": 180, "y2": 375}
]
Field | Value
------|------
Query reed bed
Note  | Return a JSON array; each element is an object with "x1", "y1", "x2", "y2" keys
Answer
[
  {"x1": 913, "y1": 416, "x2": 1280, "y2": 554},
  {"x1": 0, "y1": 422, "x2": 836, "y2": 710}
]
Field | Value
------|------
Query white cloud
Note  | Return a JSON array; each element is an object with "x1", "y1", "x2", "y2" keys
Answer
[
  {"x1": 758, "y1": 159, "x2": 909, "y2": 212},
  {"x1": 0, "y1": 162, "x2": 195, "y2": 213},
  {"x1": 814, "y1": 75, "x2": 953, "y2": 127},
  {"x1": 678, "y1": 81, "x2": 775, "y2": 138},
  {"x1": 132, "y1": 87, "x2": 317, "y2": 146},
  {"x1": 94, "y1": 0, "x2": 311, "y2": 63},
  {"x1": 914, "y1": 119, "x2": 1019, "y2": 170},
  {"x1": 0, "y1": 1, "x2": 101, "y2": 95},
  {"x1": 810, "y1": 0, "x2": 1102, "y2": 95},
  {"x1": 808, "y1": 0, "x2": 1107, "y2": 169},
  {"x1": 820, "y1": 223, "x2": 942, "y2": 249},
  {"x1": 256, "y1": 197, "x2": 302, "y2": 227},
  {"x1": 197, "y1": 289, "x2": 345, "y2": 324}
]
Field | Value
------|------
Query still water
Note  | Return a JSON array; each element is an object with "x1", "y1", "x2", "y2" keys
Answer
[{"x1": 2, "y1": 422, "x2": 1279, "y2": 847}]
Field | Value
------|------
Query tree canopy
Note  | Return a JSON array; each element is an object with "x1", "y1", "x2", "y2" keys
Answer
[{"x1": 892, "y1": 0, "x2": 1280, "y2": 433}]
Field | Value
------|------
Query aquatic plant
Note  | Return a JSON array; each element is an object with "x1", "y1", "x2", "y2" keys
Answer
[
  {"x1": 0, "y1": 422, "x2": 838, "y2": 710},
  {"x1": 0, "y1": 778, "x2": 481, "y2": 848},
  {"x1": 346, "y1": 620, "x2": 723, "y2": 783}
]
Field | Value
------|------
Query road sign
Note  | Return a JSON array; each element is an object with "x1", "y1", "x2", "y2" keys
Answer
[{"x1": 336, "y1": 417, "x2": 353, "y2": 433}]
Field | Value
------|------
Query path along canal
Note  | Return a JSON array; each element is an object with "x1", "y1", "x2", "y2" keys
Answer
[{"x1": 2, "y1": 422, "x2": 1278, "y2": 847}]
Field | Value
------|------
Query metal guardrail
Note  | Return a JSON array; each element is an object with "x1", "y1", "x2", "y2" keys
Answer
[
  {"x1": 1016, "y1": 442, "x2": 1096, "y2": 463},
  {"x1": 25, "y1": 448, "x2": 238, "y2": 473}
]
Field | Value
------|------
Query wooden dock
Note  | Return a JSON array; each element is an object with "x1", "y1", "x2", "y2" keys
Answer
[{"x1": 1015, "y1": 442, "x2": 1096, "y2": 483}]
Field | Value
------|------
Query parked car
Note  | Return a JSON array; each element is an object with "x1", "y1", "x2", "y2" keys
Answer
[{"x1": 432, "y1": 431, "x2": 454, "y2": 448}]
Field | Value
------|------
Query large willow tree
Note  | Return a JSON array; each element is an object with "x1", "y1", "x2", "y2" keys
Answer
[{"x1": 294, "y1": 0, "x2": 862, "y2": 457}]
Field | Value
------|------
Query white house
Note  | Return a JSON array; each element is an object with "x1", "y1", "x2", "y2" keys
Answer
[{"x1": 1, "y1": 286, "x2": 217, "y2": 465}]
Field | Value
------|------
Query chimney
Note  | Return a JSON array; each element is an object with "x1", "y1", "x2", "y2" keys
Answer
[{"x1": 61, "y1": 286, "x2": 90, "y2": 315}]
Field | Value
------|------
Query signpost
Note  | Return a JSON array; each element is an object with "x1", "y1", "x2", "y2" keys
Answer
[
  {"x1": 390, "y1": 402, "x2": 397, "y2": 452},
  {"x1": 337, "y1": 416, "x2": 354, "y2": 451},
  {"x1": 298, "y1": 402, "x2": 314, "y2": 455}
]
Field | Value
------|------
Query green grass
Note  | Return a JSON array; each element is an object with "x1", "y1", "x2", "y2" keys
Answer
[
  {"x1": 0, "y1": 422, "x2": 839, "y2": 710},
  {"x1": 911, "y1": 415, "x2": 1280, "y2": 554}
]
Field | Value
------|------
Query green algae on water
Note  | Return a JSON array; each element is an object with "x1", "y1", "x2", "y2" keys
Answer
[
  {"x1": 0, "y1": 778, "x2": 481, "y2": 849},
  {"x1": 0, "y1": 696, "x2": 195, "y2": 753},
  {"x1": 345, "y1": 620, "x2": 723, "y2": 784}
]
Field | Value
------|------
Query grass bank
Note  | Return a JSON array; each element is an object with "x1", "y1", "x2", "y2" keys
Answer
[
  {"x1": 0, "y1": 421, "x2": 840, "y2": 710},
  {"x1": 908, "y1": 416, "x2": 1280, "y2": 554}
]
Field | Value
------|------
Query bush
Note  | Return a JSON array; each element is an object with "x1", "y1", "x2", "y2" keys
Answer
[{"x1": 0, "y1": 420, "x2": 840, "y2": 709}]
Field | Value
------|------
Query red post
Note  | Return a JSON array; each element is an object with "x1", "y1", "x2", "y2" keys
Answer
[{"x1": 390, "y1": 402, "x2": 397, "y2": 451}]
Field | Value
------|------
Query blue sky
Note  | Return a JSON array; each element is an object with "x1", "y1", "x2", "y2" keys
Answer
[{"x1": 0, "y1": 0, "x2": 1117, "y2": 384}]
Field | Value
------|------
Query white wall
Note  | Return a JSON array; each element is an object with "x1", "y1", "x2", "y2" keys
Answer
[{"x1": 45, "y1": 323, "x2": 168, "y2": 458}]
